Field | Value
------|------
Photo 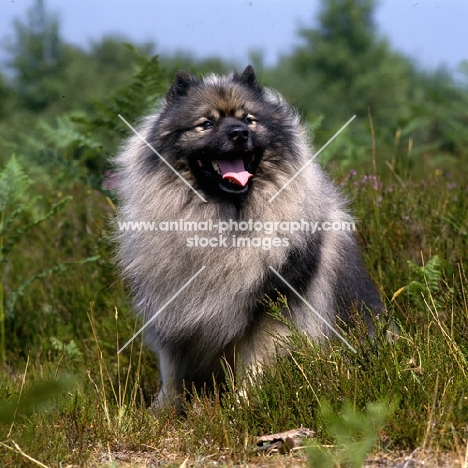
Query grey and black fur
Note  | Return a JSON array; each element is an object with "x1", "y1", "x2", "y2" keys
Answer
[{"x1": 114, "y1": 66, "x2": 383, "y2": 407}]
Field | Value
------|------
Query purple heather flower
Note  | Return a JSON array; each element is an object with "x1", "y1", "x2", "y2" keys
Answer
[{"x1": 102, "y1": 170, "x2": 119, "y2": 191}]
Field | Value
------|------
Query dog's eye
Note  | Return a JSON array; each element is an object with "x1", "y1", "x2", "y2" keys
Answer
[
  {"x1": 200, "y1": 120, "x2": 214, "y2": 130},
  {"x1": 244, "y1": 116, "x2": 255, "y2": 125}
]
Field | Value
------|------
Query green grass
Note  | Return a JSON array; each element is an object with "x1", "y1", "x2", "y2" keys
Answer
[{"x1": 0, "y1": 151, "x2": 467, "y2": 466}]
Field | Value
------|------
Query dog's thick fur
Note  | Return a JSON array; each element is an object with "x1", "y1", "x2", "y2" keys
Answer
[{"x1": 114, "y1": 66, "x2": 383, "y2": 408}]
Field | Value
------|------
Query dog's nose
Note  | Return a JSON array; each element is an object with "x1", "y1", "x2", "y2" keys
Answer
[{"x1": 228, "y1": 125, "x2": 249, "y2": 144}]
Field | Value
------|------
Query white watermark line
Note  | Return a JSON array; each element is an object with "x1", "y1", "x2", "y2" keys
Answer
[
  {"x1": 268, "y1": 266, "x2": 357, "y2": 353},
  {"x1": 268, "y1": 115, "x2": 356, "y2": 203},
  {"x1": 117, "y1": 266, "x2": 206, "y2": 354},
  {"x1": 118, "y1": 114, "x2": 207, "y2": 203}
]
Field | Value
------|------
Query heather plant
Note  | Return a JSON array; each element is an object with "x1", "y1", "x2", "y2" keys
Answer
[{"x1": 0, "y1": 156, "x2": 99, "y2": 366}]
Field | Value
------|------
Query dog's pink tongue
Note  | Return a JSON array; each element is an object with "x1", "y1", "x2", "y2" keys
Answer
[{"x1": 215, "y1": 159, "x2": 253, "y2": 187}]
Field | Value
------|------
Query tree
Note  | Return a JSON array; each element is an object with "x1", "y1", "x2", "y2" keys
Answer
[
  {"x1": 273, "y1": 0, "x2": 412, "y2": 139},
  {"x1": 7, "y1": 0, "x2": 64, "y2": 112},
  {"x1": 0, "y1": 73, "x2": 14, "y2": 120}
]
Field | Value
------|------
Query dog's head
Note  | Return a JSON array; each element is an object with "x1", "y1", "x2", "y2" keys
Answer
[{"x1": 151, "y1": 66, "x2": 301, "y2": 200}]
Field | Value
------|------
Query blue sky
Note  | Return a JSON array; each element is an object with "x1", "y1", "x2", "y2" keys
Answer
[{"x1": 1, "y1": 0, "x2": 467, "y2": 78}]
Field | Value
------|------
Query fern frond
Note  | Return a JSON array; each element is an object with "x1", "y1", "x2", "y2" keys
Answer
[{"x1": 0, "y1": 155, "x2": 32, "y2": 212}]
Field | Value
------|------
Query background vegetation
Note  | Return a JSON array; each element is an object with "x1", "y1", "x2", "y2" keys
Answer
[{"x1": 0, "y1": 0, "x2": 467, "y2": 466}]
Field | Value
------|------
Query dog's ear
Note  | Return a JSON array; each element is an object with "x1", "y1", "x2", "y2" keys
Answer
[
  {"x1": 238, "y1": 65, "x2": 261, "y2": 92},
  {"x1": 167, "y1": 70, "x2": 198, "y2": 101}
]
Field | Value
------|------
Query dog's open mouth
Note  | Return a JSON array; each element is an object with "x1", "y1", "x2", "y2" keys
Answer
[
  {"x1": 213, "y1": 159, "x2": 253, "y2": 186},
  {"x1": 197, "y1": 153, "x2": 256, "y2": 194}
]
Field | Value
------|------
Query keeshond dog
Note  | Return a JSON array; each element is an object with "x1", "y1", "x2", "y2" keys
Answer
[{"x1": 114, "y1": 66, "x2": 383, "y2": 408}]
